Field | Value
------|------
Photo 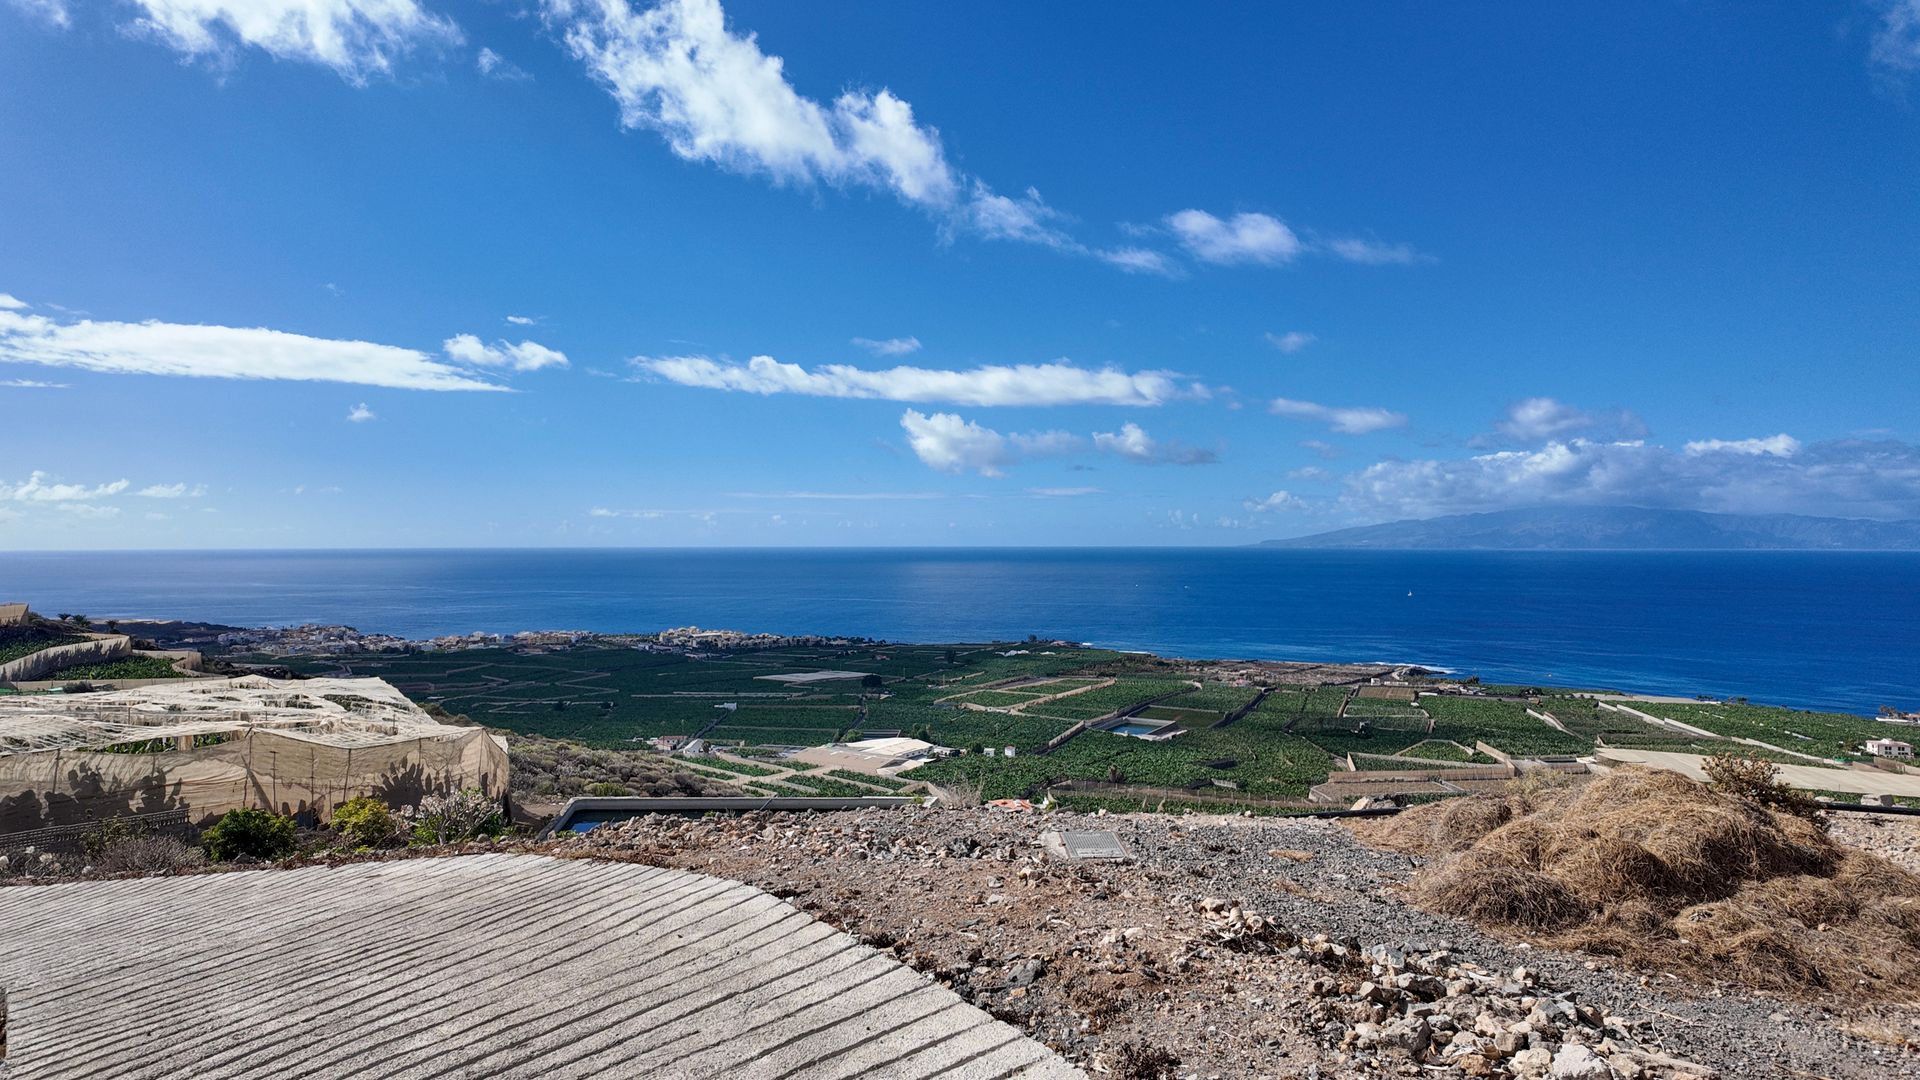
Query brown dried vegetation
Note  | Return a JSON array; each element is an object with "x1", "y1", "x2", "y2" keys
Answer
[{"x1": 1358, "y1": 767, "x2": 1920, "y2": 1000}]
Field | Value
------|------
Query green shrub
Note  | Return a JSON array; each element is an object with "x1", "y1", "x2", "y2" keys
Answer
[
  {"x1": 331, "y1": 796, "x2": 401, "y2": 849},
  {"x1": 201, "y1": 807, "x2": 298, "y2": 862},
  {"x1": 583, "y1": 781, "x2": 629, "y2": 796}
]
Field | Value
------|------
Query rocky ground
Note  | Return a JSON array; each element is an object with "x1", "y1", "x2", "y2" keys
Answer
[
  {"x1": 1827, "y1": 810, "x2": 1920, "y2": 875},
  {"x1": 554, "y1": 807, "x2": 1917, "y2": 1079}
]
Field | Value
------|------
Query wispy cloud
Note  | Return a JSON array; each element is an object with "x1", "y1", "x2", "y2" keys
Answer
[
  {"x1": 1265, "y1": 330, "x2": 1315, "y2": 354},
  {"x1": 136, "y1": 483, "x2": 207, "y2": 498},
  {"x1": 1344, "y1": 436, "x2": 1920, "y2": 520},
  {"x1": 3, "y1": 0, "x2": 68, "y2": 29},
  {"x1": 347, "y1": 402, "x2": 377, "y2": 422},
  {"x1": 1090, "y1": 422, "x2": 1217, "y2": 465},
  {"x1": 1269, "y1": 396, "x2": 1407, "y2": 435},
  {"x1": 2, "y1": 472, "x2": 129, "y2": 502},
  {"x1": 1683, "y1": 434, "x2": 1799, "y2": 457},
  {"x1": 444, "y1": 334, "x2": 568, "y2": 371},
  {"x1": 1027, "y1": 486, "x2": 1100, "y2": 497},
  {"x1": 124, "y1": 0, "x2": 462, "y2": 85},
  {"x1": 1245, "y1": 490, "x2": 1303, "y2": 512},
  {"x1": 0, "y1": 378, "x2": 67, "y2": 389},
  {"x1": 635, "y1": 354, "x2": 1190, "y2": 407},
  {"x1": 1167, "y1": 210, "x2": 1301, "y2": 266},
  {"x1": 726, "y1": 490, "x2": 956, "y2": 501},
  {"x1": 477, "y1": 46, "x2": 531, "y2": 81},
  {"x1": 1871, "y1": 1, "x2": 1920, "y2": 78},
  {"x1": 851, "y1": 335, "x2": 921, "y2": 357},
  {"x1": 506, "y1": 314, "x2": 540, "y2": 326},
  {"x1": 0, "y1": 305, "x2": 508, "y2": 391},
  {"x1": 1325, "y1": 237, "x2": 1426, "y2": 265},
  {"x1": 1473, "y1": 396, "x2": 1647, "y2": 447},
  {"x1": 0, "y1": 293, "x2": 28, "y2": 311}
]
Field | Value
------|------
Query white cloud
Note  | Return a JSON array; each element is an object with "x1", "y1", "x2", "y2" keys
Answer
[
  {"x1": 506, "y1": 314, "x2": 539, "y2": 326},
  {"x1": 1343, "y1": 436, "x2": 1920, "y2": 520},
  {"x1": 347, "y1": 402, "x2": 377, "y2": 422},
  {"x1": 1028, "y1": 486, "x2": 1100, "y2": 497},
  {"x1": 1481, "y1": 397, "x2": 1646, "y2": 445},
  {"x1": 136, "y1": 483, "x2": 207, "y2": 498},
  {"x1": 4, "y1": 0, "x2": 68, "y2": 28},
  {"x1": 850, "y1": 335, "x2": 921, "y2": 357},
  {"x1": 125, "y1": 0, "x2": 462, "y2": 85},
  {"x1": 636, "y1": 354, "x2": 1186, "y2": 407},
  {"x1": 1326, "y1": 237, "x2": 1425, "y2": 265},
  {"x1": 2, "y1": 472, "x2": 129, "y2": 502},
  {"x1": 1166, "y1": 210, "x2": 1301, "y2": 265},
  {"x1": 1091, "y1": 422, "x2": 1216, "y2": 465},
  {"x1": 477, "y1": 45, "x2": 531, "y2": 81},
  {"x1": 0, "y1": 378, "x2": 67, "y2": 389},
  {"x1": 1098, "y1": 247, "x2": 1179, "y2": 276},
  {"x1": 0, "y1": 307, "x2": 506, "y2": 391},
  {"x1": 1246, "y1": 490, "x2": 1303, "y2": 512},
  {"x1": 442, "y1": 334, "x2": 569, "y2": 371},
  {"x1": 1683, "y1": 434, "x2": 1800, "y2": 457},
  {"x1": 1871, "y1": 1, "x2": 1920, "y2": 75},
  {"x1": 57, "y1": 503, "x2": 120, "y2": 520},
  {"x1": 898, "y1": 409, "x2": 1077, "y2": 476},
  {"x1": 0, "y1": 293, "x2": 28, "y2": 310},
  {"x1": 548, "y1": 0, "x2": 957, "y2": 207},
  {"x1": 1266, "y1": 330, "x2": 1315, "y2": 354},
  {"x1": 1269, "y1": 396, "x2": 1407, "y2": 435}
]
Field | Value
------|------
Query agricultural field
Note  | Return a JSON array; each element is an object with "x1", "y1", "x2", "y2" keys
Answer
[
  {"x1": 1633, "y1": 701, "x2": 1892, "y2": 761},
  {"x1": 1418, "y1": 695, "x2": 1590, "y2": 757},
  {"x1": 41, "y1": 655, "x2": 189, "y2": 681},
  {"x1": 0, "y1": 628, "x2": 87, "y2": 665}
]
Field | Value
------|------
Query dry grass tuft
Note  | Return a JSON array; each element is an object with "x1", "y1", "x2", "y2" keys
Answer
[{"x1": 1363, "y1": 766, "x2": 1920, "y2": 1001}]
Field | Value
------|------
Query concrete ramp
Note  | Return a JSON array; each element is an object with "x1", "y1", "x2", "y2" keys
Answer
[{"x1": 0, "y1": 853, "x2": 1082, "y2": 1080}]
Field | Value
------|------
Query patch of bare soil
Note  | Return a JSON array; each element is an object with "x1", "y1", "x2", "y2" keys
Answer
[{"x1": 557, "y1": 804, "x2": 1914, "y2": 1078}]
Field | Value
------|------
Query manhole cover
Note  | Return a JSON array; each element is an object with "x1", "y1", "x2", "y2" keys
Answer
[{"x1": 1058, "y1": 830, "x2": 1127, "y2": 860}]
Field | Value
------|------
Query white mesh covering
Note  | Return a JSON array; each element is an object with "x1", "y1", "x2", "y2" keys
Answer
[
  {"x1": 0, "y1": 675, "x2": 473, "y2": 753},
  {"x1": 0, "y1": 676, "x2": 510, "y2": 828}
]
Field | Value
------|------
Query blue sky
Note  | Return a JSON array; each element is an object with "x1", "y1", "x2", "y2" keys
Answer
[{"x1": 3, "y1": 0, "x2": 1919, "y2": 548}]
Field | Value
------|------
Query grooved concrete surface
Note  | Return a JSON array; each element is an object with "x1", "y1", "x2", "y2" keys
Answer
[{"x1": 0, "y1": 854, "x2": 1084, "y2": 1080}]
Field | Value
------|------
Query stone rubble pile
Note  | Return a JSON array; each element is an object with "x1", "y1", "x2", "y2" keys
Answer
[{"x1": 1187, "y1": 897, "x2": 1720, "y2": 1080}]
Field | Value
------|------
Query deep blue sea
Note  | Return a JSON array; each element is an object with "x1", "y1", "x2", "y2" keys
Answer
[{"x1": 2, "y1": 549, "x2": 1915, "y2": 716}]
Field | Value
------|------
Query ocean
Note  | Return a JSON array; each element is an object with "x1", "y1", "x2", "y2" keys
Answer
[{"x1": 2, "y1": 548, "x2": 1914, "y2": 716}]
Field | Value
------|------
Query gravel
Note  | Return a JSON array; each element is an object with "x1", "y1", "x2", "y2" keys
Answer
[{"x1": 555, "y1": 806, "x2": 1918, "y2": 1078}]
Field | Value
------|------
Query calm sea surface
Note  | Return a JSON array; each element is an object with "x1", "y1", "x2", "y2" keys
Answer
[{"x1": 2, "y1": 549, "x2": 1914, "y2": 715}]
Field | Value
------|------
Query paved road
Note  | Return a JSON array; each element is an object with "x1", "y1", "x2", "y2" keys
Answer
[
  {"x1": 0, "y1": 853, "x2": 1082, "y2": 1080},
  {"x1": 1599, "y1": 747, "x2": 1920, "y2": 798}
]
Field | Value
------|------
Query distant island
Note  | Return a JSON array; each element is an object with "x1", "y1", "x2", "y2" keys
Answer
[{"x1": 1259, "y1": 505, "x2": 1920, "y2": 551}]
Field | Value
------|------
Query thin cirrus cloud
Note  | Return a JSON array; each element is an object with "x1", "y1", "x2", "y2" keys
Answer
[
  {"x1": 0, "y1": 293, "x2": 566, "y2": 391},
  {"x1": 634, "y1": 354, "x2": 1191, "y2": 407},
  {"x1": 1269, "y1": 396, "x2": 1407, "y2": 435},
  {"x1": 1871, "y1": 0, "x2": 1920, "y2": 76},
  {"x1": 1159, "y1": 211, "x2": 1424, "y2": 269},
  {"x1": 899, "y1": 410, "x2": 1214, "y2": 476},
  {"x1": 476, "y1": 46, "x2": 532, "y2": 81},
  {"x1": 1266, "y1": 331, "x2": 1315, "y2": 354},
  {"x1": 136, "y1": 482, "x2": 207, "y2": 498},
  {"x1": 850, "y1": 335, "x2": 922, "y2": 357},
  {"x1": 3, "y1": 0, "x2": 68, "y2": 28},
  {"x1": 121, "y1": 0, "x2": 462, "y2": 85}
]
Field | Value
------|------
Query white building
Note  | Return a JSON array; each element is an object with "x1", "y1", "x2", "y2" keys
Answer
[{"x1": 1866, "y1": 737, "x2": 1914, "y2": 760}]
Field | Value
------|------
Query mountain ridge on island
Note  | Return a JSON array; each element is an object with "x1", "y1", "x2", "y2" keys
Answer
[{"x1": 1256, "y1": 505, "x2": 1920, "y2": 550}]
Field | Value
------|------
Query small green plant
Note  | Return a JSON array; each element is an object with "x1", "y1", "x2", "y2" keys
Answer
[
  {"x1": 201, "y1": 807, "x2": 298, "y2": 862},
  {"x1": 1704, "y1": 752, "x2": 1824, "y2": 825},
  {"x1": 405, "y1": 789, "x2": 506, "y2": 845},
  {"x1": 331, "y1": 796, "x2": 401, "y2": 849},
  {"x1": 582, "y1": 782, "x2": 629, "y2": 796}
]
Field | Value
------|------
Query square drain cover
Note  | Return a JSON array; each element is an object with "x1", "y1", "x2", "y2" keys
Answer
[{"x1": 1056, "y1": 830, "x2": 1127, "y2": 861}]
